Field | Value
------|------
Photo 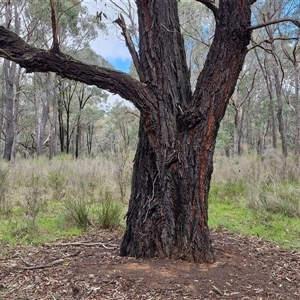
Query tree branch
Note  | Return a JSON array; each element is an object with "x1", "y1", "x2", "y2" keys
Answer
[
  {"x1": 0, "y1": 26, "x2": 156, "y2": 114},
  {"x1": 247, "y1": 36, "x2": 300, "y2": 52},
  {"x1": 49, "y1": 0, "x2": 60, "y2": 53},
  {"x1": 195, "y1": 0, "x2": 218, "y2": 18},
  {"x1": 248, "y1": 18, "x2": 300, "y2": 31},
  {"x1": 113, "y1": 13, "x2": 145, "y2": 81}
]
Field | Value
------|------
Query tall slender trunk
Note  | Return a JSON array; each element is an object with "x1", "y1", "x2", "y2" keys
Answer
[
  {"x1": 86, "y1": 124, "x2": 93, "y2": 156},
  {"x1": 35, "y1": 73, "x2": 51, "y2": 156},
  {"x1": 75, "y1": 115, "x2": 81, "y2": 158},
  {"x1": 254, "y1": 50, "x2": 277, "y2": 150},
  {"x1": 269, "y1": 86, "x2": 277, "y2": 150},
  {"x1": 49, "y1": 76, "x2": 58, "y2": 159},
  {"x1": 293, "y1": 62, "x2": 299, "y2": 161},
  {"x1": 0, "y1": 68, "x2": 4, "y2": 154},
  {"x1": 272, "y1": 63, "x2": 287, "y2": 157},
  {"x1": 3, "y1": 58, "x2": 16, "y2": 161}
]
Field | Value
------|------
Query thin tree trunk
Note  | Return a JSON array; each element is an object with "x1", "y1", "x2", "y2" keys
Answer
[
  {"x1": 36, "y1": 73, "x2": 51, "y2": 156},
  {"x1": 272, "y1": 63, "x2": 287, "y2": 157},
  {"x1": 86, "y1": 123, "x2": 93, "y2": 156},
  {"x1": 293, "y1": 62, "x2": 299, "y2": 160},
  {"x1": 75, "y1": 115, "x2": 81, "y2": 158},
  {"x1": 0, "y1": 66, "x2": 5, "y2": 154},
  {"x1": 269, "y1": 85, "x2": 277, "y2": 150},
  {"x1": 254, "y1": 49, "x2": 277, "y2": 150},
  {"x1": 49, "y1": 76, "x2": 58, "y2": 159},
  {"x1": 3, "y1": 1, "x2": 17, "y2": 161},
  {"x1": 3, "y1": 58, "x2": 16, "y2": 161}
]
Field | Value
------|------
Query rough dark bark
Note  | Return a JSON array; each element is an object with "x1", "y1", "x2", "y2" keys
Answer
[
  {"x1": 0, "y1": 0, "x2": 254, "y2": 262},
  {"x1": 120, "y1": 0, "x2": 253, "y2": 262}
]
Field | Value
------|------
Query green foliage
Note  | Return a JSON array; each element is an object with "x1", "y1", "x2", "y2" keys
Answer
[
  {"x1": 47, "y1": 169, "x2": 67, "y2": 201},
  {"x1": 209, "y1": 153, "x2": 300, "y2": 250},
  {"x1": 209, "y1": 181, "x2": 247, "y2": 204},
  {"x1": 209, "y1": 192, "x2": 300, "y2": 250},
  {"x1": 24, "y1": 173, "x2": 47, "y2": 226},
  {"x1": 248, "y1": 181, "x2": 300, "y2": 218},
  {"x1": 1, "y1": 153, "x2": 300, "y2": 252},
  {"x1": 0, "y1": 162, "x2": 10, "y2": 212},
  {"x1": 63, "y1": 198, "x2": 91, "y2": 229},
  {"x1": 96, "y1": 199, "x2": 123, "y2": 229}
]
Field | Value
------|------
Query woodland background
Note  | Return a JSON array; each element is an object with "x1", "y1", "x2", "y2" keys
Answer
[{"x1": 0, "y1": 0, "x2": 299, "y2": 248}]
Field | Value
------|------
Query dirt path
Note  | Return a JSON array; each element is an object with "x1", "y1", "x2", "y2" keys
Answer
[{"x1": 1, "y1": 228, "x2": 299, "y2": 299}]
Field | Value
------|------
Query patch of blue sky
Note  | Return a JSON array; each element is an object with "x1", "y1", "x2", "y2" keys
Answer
[{"x1": 109, "y1": 58, "x2": 131, "y2": 73}]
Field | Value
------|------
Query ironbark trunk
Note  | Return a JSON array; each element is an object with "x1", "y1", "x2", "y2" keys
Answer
[
  {"x1": 120, "y1": 0, "x2": 253, "y2": 262},
  {"x1": 0, "y1": 0, "x2": 254, "y2": 262}
]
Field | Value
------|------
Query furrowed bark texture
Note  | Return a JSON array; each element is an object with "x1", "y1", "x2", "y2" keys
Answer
[
  {"x1": 120, "y1": 0, "x2": 253, "y2": 262},
  {"x1": 0, "y1": 0, "x2": 254, "y2": 262}
]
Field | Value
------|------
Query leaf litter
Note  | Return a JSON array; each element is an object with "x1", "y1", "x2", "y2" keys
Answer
[{"x1": 0, "y1": 228, "x2": 299, "y2": 299}]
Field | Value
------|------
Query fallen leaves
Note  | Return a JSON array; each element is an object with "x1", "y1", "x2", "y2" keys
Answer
[{"x1": 0, "y1": 228, "x2": 299, "y2": 299}]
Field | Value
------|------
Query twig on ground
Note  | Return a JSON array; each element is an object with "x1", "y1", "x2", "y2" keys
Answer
[
  {"x1": 212, "y1": 285, "x2": 223, "y2": 296},
  {"x1": 15, "y1": 250, "x2": 81, "y2": 270},
  {"x1": 45, "y1": 241, "x2": 118, "y2": 250}
]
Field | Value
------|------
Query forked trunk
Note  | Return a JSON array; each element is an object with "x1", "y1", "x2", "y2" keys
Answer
[
  {"x1": 0, "y1": 0, "x2": 255, "y2": 263},
  {"x1": 120, "y1": 0, "x2": 253, "y2": 263}
]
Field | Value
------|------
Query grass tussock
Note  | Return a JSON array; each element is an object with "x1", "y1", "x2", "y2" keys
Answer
[
  {"x1": 0, "y1": 152, "x2": 300, "y2": 251},
  {"x1": 0, "y1": 155, "x2": 128, "y2": 245},
  {"x1": 210, "y1": 153, "x2": 300, "y2": 250}
]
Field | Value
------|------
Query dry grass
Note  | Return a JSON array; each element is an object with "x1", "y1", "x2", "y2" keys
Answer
[{"x1": 213, "y1": 152, "x2": 300, "y2": 217}]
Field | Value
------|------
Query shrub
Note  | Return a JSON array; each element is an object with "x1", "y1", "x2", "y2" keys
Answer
[
  {"x1": 0, "y1": 162, "x2": 10, "y2": 212},
  {"x1": 63, "y1": 199, "x2": 91, "y2": 229},
  {"x1": 24, "y1": 173, "x2": 47, "y2": 226},
  {"x1": 47, "y1": 169, "x2": 67, "y2": 201},
  {"x1": 96, "y1": 199, "x2": 123, "y2": 229}
]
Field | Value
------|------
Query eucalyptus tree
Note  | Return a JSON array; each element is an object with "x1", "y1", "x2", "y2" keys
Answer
[
  {"x1": 178, "y1": 0, "x2": 215, "y2": 88},
  {"x1": 0, "y1": 0, "x2": 299, "y2": 262},
  {"x1": 249, "y1": 0, "x2": 300, "y2": 157},
  {"x1": 102, "y1": 102, "x2": 139, "y2": 201},
  {"x1": 1, "y1": 0, "x2": 26, "y2": 160},
  {"x1": 280, "y1": 11, "x2": 300, "y2": 160},
  {"x1": 0, "y1": 0, "x2": 106, "y2": 158}
]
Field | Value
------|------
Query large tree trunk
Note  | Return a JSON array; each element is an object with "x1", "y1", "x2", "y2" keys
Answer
[
  {"x1": 0, "y1": 0, "x2": 254, "y2": 262},
  {"x1": 120, "y1": 0, "x2": 252, "y2": 263}
]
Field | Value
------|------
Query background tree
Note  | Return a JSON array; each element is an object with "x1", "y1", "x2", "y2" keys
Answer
[{"x1": 0, "y1": 0, "x2": 108, "y2": 158}]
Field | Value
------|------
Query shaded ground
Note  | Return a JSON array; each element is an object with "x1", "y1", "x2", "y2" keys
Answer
[{"x1": 1, "y1": 228, "x2": 299, "y2": 300}]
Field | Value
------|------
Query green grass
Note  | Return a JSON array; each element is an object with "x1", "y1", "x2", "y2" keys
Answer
[
  {"x1": 0, "y1": 211, "x2": 84, "y2": 245},
  {"x1": 209, "y1": 183, "x2": 300, "y2": 250},
  {"x1": 1, "y1": 155, "x2": 300, "y2": 253}
]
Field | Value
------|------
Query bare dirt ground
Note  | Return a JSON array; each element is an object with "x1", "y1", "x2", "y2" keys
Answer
[{"x1": 1, "y1": 228, "x2": 299, "y2": 300}]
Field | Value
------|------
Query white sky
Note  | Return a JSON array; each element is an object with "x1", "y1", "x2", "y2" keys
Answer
[
  {"x1": 82, "y1": 0, "x2": 135, "y2": 106},
  {"x1": 82, "y1": 0, "x2": 133, "y2": 64}
]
